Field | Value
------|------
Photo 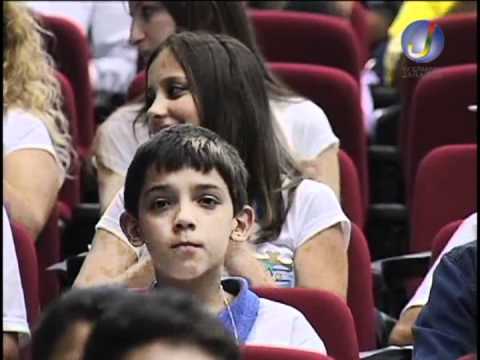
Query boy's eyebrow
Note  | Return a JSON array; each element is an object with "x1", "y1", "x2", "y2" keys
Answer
[
  {"x1": 193, "y1": 184, "x2": 225, "y2": 193},
  {"x1": 144, "y1": 184, "x2": 174, "y2": 196},
  {"x1": 143, "y1": 183, "x2": 225, "y2": 195}
]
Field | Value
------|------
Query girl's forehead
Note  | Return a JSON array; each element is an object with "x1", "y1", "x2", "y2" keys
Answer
[{"x1": 148, "y1": 49, "x2": 185, "y2": 81}]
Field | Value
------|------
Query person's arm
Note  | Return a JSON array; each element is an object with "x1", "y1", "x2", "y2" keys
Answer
[
  {"x1": 224, "y1": 239, "x2": 277, "y2": 287},
  {"x1": 298, "y1": 144, "x2": 340, "y2": 198},
  {"x1": 3, "y1": 333, "x2": 19, "y2": 360},
  {"x1": 413, "y1": 242, "x2": 476, "y2": 359},
  {"x1": 74, "y1": 229, "x2": 139, "y2": 287},
  {"x1": 388, "y1": 306, "x2": 423, "y2": 345},
  {"x1": 390, "y1": 214, "x2": 477, "y2": 346},
  {"x1": 96, "y1": 162, "x2": 126, "y2": 214},
  {"x1": 112, "y1": 255, "x2": 156, "y2": 288},
  {"x1": 294, "y1": 224, "x2": 348, "y2": 300},
  {"x1": 3, "y1": 149, "x2": 61, "y2": 241}
]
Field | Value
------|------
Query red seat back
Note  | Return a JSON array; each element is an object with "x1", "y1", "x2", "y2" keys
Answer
[
  {"x1": 411, "y1": 144, "x2": 477, "y2": 253},
  {"x1": 253, "y1": 287, "x2": 359, "y2": 360},
  {"x1": 127, "y1": 71, "x2": 147, "y2": 102},
  {"x1": 39, "y1": 14, "x2": 94, "y2": 157},
  {"x1": 350, "y1": 2, "x2": 371, "y2": 65},
  {"x1": 430, "y1": 220, "x2": 463, "y2": 264},
  {"x1": 11, "y1": 221, "x2": 41, "y2": 327},
  {"x1": 339, "y1": 150, "x2": 364, "y2": 228},
  {"x1": 249, "y1": 10, "x2": 361, "y2": 81},
  {"x1": 36, "y1": 203, "x2": 62, "y2": 308},
  {"x1": 269, "y1": 62, "x2": 369, "y2": 208},
  {"x1": 347, "y1": 223, "x2": 376, "y2": 351},
  {"x1": 55, "y1": 71, "x2": 81, "y2": 218},
  {"x1": 242, "y1": 345, "x2": 333, "y2": 360},
  {"x1": 404, "y1": 64, "x2": 477, "y2": 200}
]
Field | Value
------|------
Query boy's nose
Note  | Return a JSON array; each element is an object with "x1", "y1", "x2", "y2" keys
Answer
[
  {"x1": 173, "y1": 204, "x2": 196, "y2": 232},
  {"x1": 173, "y1": 219, "x2": 196, "y2": 232}
]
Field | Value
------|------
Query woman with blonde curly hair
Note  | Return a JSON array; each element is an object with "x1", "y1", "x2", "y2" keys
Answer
[{"x1": 3, "y1": 1, "x2": 74, "y2": 241}]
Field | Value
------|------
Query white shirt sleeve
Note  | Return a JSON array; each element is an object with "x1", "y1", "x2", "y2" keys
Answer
[
  {"x1": 3, "y1": 207, "x2": 30, "y2": 336},
  {"x1": 3, "y1": 109, "x2": 57, "y2": 159},
  {"x1": 271, "y1": 98, "x2": 339, "y2": 160},
  {"x1": 247, "y1": 298, "x2": 327, "y2": 355},
  {"x1": 93, "y1": 103, "x2": 148, "y2": 175},
  {"x1": 402, "y1": 212, "x2": 477, "y2": 313},
  {"x1": 95, "y1": 188, "x2": 146, "y2": 259},
  {"x1": 280, "y1": 180, "x2": 351, "y2": 251}
]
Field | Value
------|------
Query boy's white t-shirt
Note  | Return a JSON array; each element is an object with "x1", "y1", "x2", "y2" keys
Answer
[
  {"x1": 401, "y1": 212, "x2": 477, "y2": 314},
  {"x1": 94, "y1": 98, "x2": 339, "y2": 176},
  {"x1": 247, "y1": 298, "x2": 327, "y2": 354},
  {"x1": 3, "y1": 206, "x2": 30, "y2": 336},
  {"x1": 96, "y1": 179, "x2": 351, "y2": 285}
]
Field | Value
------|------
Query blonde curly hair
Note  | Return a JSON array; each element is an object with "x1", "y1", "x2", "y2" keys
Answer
[{"x1": 3, "y1": 1, "x2": 74, "y2": 173}]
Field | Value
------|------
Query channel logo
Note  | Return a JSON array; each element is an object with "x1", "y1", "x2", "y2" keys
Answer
[{"x1": 401, "y1": 20, "x2": 445, "y2": 63}]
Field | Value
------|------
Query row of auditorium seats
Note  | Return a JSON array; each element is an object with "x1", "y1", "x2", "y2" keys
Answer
[
  {"x1": 12, "y1": 6, "x2": 476, "y2": 359},
  {"x1": 13, "y1": 159, "x2": 475, "y2": 358}
]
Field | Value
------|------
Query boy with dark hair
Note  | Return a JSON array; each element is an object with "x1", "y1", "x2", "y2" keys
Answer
[
  {"x1": 31, "y1": 286, "x2": 129, "y2": 360},
  {"x1": 83, "y1": 287, "x2": 241, "y2": 360},
  {"x1": 119, "y1": 124, "x2": 327, "y2": 353}
]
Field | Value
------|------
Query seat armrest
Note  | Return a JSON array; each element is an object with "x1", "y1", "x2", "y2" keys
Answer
[
  {"x1": 47, "y1": 252, "x2": 87, "y2": 287},
  {"x1": 360, "y1": 345, "x2": 412, "y2": 359},
  {"x1": 372, "y1": 251, "x2": 431, "y2": 290},
  {"x1": 372, "y1": 252, "x2": 431, "y2": 317}
]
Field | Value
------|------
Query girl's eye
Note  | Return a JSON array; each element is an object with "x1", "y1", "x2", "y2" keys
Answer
[
  {"x1": 198, "y1": 196, "x2": 220, "y2": 209},
  {"x1": 168, "y1": 83, "x2": 188, "y2": 99}
]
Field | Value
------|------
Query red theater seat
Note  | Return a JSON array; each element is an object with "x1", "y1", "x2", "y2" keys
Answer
[{"x1": 253, "y1": 287, "x2": 360, "y2": 360}]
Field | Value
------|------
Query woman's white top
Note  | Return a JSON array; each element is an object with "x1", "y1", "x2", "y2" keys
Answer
[
  {"x1": 3, "y1": 206, "x2": 30, "y2": 336},
  {"x1": 3, "y1": 109, "x2": 57, "y2": 158}
]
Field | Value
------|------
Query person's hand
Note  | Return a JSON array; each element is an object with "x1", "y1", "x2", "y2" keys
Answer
[
  {"x1": 223, "y1": 220, "x2": 276, "y2": 287},
  {"x1": 224, "y1": 234, "x2": 254, "y2": 274}
]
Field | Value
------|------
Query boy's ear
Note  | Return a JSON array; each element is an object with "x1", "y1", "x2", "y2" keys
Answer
[
  {"x1": 120, "y1": 212, "x2": 144, "y2": 247},
  {"x1": 230, "y1": 205, "x2": 255, "y2": 242}
]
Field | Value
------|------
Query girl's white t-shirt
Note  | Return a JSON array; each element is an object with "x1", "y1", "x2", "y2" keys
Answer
[{"x1": 3, "y1": 109, "x2": 57, "y2": 159}]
